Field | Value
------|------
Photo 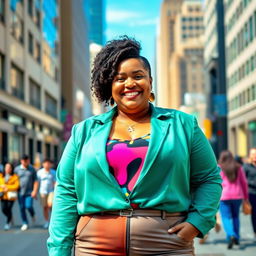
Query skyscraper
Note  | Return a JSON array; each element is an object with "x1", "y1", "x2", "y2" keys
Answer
[
  {"x1": 0, "y1": 0, "x2": 62, "y2": 165},
  {"x1": 87, "y1": 0, "x2": 106, "y2": 45},
  {"x1": 225, "y1": 0, "x2": 256, "y2": 155},
  {"x1": 157, "y1": 0, "x2": 206, "y2": 126}
]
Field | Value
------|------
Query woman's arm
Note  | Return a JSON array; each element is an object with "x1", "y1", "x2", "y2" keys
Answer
[
  {"x1": 47, "y1": 124, "x2": 80, "y2": 256},
  {"x1": 186, "y1": 117, "x2": 222, "y2": 237}
]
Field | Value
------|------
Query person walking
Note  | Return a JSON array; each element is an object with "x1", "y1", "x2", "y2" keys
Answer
[
  {"x1": 243, "y1": 147, "x2": 256, "y2": 240},
  {"x1": 0, "y1": 163, "x2": 19, "y2": 230},
  {"x1": 47, "y1": 36, "x2": 222, "y2": 256},
  {"x1": 218, "y1": 150, "x2": 249, "y2": 249},
  {"x1": 15, "y1": 154, "x2": 39, "y2": 231},
  {"x1": 37, "y1": 159, "x2": 56, "y2": 229}
]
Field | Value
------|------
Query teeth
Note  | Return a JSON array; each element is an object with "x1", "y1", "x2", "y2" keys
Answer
[{"x1": 124, "y1": 92, "x2": 139, "y2": 96}]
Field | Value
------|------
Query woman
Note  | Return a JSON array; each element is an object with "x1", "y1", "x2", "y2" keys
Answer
[
  {"x1": 48, "y1": 36, "x2": 222, "y2": 256},
  {"x1": 218, "y1": 150, "x2": 249, "y2": 249},
  {"x1": 0, "y1": 162, "x2": 20, "y2": 230}
]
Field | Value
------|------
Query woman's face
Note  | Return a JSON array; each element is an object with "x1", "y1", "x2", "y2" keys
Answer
[
  {"x1": 112, "y1": 58, "x2": 152, "y2": 114},
  {"x1": 5, "y1": 163, "x2": 12, "y2": 175}
]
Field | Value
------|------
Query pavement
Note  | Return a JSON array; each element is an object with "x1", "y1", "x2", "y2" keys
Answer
[{"x1": 0, "y1": 199, "x2": 255, "y2": 256}]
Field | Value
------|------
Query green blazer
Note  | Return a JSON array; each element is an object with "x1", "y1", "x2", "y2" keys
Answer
[{"x1": 48, "y1": 104, "x2": 222, "y2": 256}]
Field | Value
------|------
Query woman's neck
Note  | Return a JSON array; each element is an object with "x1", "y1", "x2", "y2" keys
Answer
[{"x1": 116, "y1": 106, "x2": 151, "y2": 122}]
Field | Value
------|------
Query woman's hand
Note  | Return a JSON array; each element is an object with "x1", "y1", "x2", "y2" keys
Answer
[{"x1": 168, "y1": 222, "x2": 200, "y2": 242}]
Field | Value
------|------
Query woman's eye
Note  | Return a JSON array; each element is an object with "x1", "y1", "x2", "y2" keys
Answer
[
  {"x1": 116, "y1": 77, "x2": 124, "y2": 81},
  {"x1": 135, "y1": 75, "x2": 144, "y2": 79}
]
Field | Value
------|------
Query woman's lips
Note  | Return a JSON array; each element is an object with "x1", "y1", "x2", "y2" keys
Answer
[{"x1": 122, "y1": 91, "x2": 141, "y2": 99}]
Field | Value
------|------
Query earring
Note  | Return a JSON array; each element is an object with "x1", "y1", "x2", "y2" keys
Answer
[
  {"x1": 110, "y1": 97, "x2": 115, "y2": 107},
  {"x1": 149, "y1": 92, "x2": 155, "y2": 102}
]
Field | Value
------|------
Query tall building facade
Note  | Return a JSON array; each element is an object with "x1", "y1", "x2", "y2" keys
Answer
[
  {"x1": 157, "y1": 0, "x2": 206, "y2": 126},
  {"x1": 60, "y1": 0, "x2": 91, "y2": 144},
  {"x1": 204, "y1": 0, "x2": 228, "y2": 156},
  {"x1": 225, "y1": 0, "x2": 256, "y2": 156},
  {"x1": 87, "y1": 0, "x2": 106, "y2": 45},
  {"x1": 0, "y1": 0, "x2": 62, "y2": 166}
]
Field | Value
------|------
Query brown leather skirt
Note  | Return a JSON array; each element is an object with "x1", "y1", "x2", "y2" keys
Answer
[{"x1": 74, "y1": 209, "x2": 194, "y2": 256}]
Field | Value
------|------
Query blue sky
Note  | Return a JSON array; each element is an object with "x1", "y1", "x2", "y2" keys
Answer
[{"x1": 106, "y1": 0, "x2": 162, "y2": 74}]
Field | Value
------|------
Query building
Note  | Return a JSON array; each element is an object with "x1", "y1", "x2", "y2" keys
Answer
[
  {"x1": 0, "y1": 0, "x2": 62, "y2": 166},
  {"x1": 157, "y1": 0, "x2": 206, "y2": 126},
  {"x1": 86, "y1": 0, "x2": 106, "y2": 114},
  {"x1": 157, "y1": 0, "x2": 183, "y2": 108},
  {"x1": 225, "y1": 0, "x2": 256, "y2": 156},
  {"x1": 86, "y1": 0, "x2": 106, "y2": 45},
  {"x1": 60, "y1": 0, "x2": 91, "y2": 144},
  {"x1": 203, "y1": 0, "x2": 228, "y2": 156}
]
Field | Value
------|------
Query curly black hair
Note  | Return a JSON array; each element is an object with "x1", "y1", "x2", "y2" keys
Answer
[{"x1": 91, "y1": 36, "x2": 152, "y2": 105}]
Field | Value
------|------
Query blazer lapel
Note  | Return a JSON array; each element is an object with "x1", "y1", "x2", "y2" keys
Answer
[
  {"x1": 91, "y1": 108, "x2": 117, "y2": 183},
  {"x1": 134, "y1": 105, "x2": 172, "y2": 188}
]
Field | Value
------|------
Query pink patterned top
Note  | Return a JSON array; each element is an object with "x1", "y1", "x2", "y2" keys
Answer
[{"x1": 106, "y1": 134, "x2": 150, "y2": 201}]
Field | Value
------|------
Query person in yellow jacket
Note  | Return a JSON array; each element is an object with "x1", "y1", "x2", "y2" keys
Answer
[{"x1": 0, "y1": 162, "x2": 19, "y2": 230}]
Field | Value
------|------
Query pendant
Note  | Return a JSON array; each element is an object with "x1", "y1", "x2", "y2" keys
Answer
[{"x1": 127, "y1": 125, "x2": 135, "y2": 133}]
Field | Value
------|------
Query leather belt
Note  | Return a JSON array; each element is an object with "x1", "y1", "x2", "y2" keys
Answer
[{"x1": 95, "y1": 209, "x2": 187, "y2": 218}]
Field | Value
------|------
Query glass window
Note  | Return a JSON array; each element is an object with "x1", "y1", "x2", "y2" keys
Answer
[
  {"x1": 254, "y1": 11, "x2": 256, "y2": 38},
  {"x1": 0, "y1": 0, "x2": 4, "y2": 23},
  {"x1": 249, "y1": 16, "x2": 253, "y2": 42},
  {"x1": 45, "y1": 93, "x2": 57, "y2": 118},
  {"x1": 35, "y1": 8, "x2": 40, "y2": 28},
  {"x1": 28, "y1": 0, "x2": 33, "y2": 17},
  {"x1": 10, "y1": 64, "x2": 24, "y2": 100},
  {"x1": 252, "y1": 85, "x2": 256, "y2": 101},
  {"x1": 10, "y1": 11, "x2": 24, "y2": 43},
  {"x1": 0, "y1": 53, "x2": 4, "y2": 89},
  {"x1": 29, "y1": 79, "x2": 41, "y2": 109},
  {"x1": 28, "y1": 31, "x2": 33, "y2": 55},
  {"x1": 250, "y1": 56, "x2": 254, "y2": 71},
  {"x1": 34, "y1": 41, "x2": 41, "y2": 63}
]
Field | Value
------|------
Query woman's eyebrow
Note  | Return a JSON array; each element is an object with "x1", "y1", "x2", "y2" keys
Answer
[{"x1": 116, "y1": 70, "x2": 145, "y2": 76}]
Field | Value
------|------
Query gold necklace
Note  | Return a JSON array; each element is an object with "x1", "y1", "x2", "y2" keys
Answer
[{"x1": 116, "y1": 115, "x2": 150, "y2": 133}]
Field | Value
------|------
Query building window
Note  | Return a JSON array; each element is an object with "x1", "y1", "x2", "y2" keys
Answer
[
  {"x1": 10, "y1": 64, "x2": 24, "y2": 100},
  {"x1": 10, "y1": 11, "x2": 23, "y2": 43},
  {"x1": 28, "y1": 31, "x2": 34, "y2": 55},
  {"x1": 35, "y1": 42, "x2": 41, "y2": 63},
  {"x1": 0, "y1": 53, "x2": 5, "y2": 89},
  {"x1": 0, "y1": 0, "x2": 4, "y2": 23},
  {"x1": 35, "y1": 8, "x2": 40, "y2": 28},
  {"x1": 29, "y1": 79, "x2": 41, "y2": 109},
  {"x1": 45, "y1": 93, "x2": 57, "y2": 118},
  {"x1": 28, "y1": 0, "x2": 33, "y2": 17},
  {"x1": 249, "y1": 16, "x2": 254, "y2": 42}
]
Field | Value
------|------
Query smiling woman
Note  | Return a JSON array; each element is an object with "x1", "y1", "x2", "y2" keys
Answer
[{"x1": 47, "y1": 36, "x2": 222, "y2": 256}]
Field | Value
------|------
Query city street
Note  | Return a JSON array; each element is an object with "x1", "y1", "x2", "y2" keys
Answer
[{"x1": 0, "y1": 199, "x2": 255, "y2": 256}]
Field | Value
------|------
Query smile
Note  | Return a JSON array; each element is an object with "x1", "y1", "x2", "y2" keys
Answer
[{"x1": 122, "y1": 91, "x2": 141, "y2": 97}]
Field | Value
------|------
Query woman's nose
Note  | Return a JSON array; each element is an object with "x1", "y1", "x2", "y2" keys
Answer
[{"x1": 125, "y1": 78, "x2": 136, "y2": 87}]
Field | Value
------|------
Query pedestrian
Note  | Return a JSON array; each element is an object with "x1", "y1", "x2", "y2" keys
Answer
[
  {"x1": 243, "y1": 147, "x2": 256, "y2": 240},
  {"x1": 15, "y1": 154, "x2": 39, "y2": 231},
  {"x1": 0, "y1": 162, "x2": 19, "y2": 230},
  {"x1": 47, "y1": 36, "x2": 222, "y2": 256},
  {"x1": 218, "y1": 150, "x2": 249, "y2": 249},
  {"x1": 37, "y1": 159, "x2": 56, "y2": 229}
]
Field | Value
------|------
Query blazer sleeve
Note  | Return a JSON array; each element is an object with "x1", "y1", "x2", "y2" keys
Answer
[
  {"x1": 186, "y1": 117, "x2": 222, "y2": 237},
  {"x1": 47, "y1": 124, "x2": 80, "y2": 256}
]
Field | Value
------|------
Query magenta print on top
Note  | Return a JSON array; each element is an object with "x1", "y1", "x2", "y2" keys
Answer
[{"x1": 106, "y1": 134, "x2": 150, "y2": 197}]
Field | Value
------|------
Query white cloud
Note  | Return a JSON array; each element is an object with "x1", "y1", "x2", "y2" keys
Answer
[
  {"x1": 107, "y1": 10, "x2": 140, "y2": 23},
  {"x1": 128, "y1": 17, "x2": 158, "y2": 27}
]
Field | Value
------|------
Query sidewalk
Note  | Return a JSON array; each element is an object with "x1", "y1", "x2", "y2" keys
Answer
[{"x1": 194, "y1": 212, "x2": 256, "y2": 256}]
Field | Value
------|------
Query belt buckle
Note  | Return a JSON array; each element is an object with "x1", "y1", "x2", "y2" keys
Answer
[{"x1": 120, "y1": 209, "x2": 133, "y2": 217}]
